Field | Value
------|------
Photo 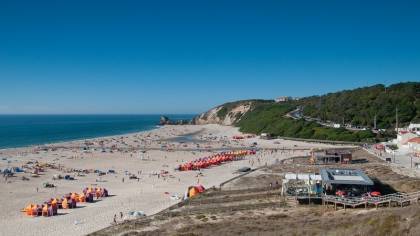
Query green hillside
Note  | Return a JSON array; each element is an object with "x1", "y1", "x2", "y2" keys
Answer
[
  {"x1": 193, "y1": 82, "x2": 418, "y2": 142},
  {"x1": 236, "y1": 103, "x2": 376, "y2": 142},
  {"x1": 234, "y1": 82, "x2": 419, "y2": 142},
  {"x1": 296, "y1": 82, "x2": 420, "y2": 128}
]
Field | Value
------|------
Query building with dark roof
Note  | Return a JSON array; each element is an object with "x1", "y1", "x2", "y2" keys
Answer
[
  {"x1": 310, "y1": 149, "x2": 352, "y2": 164},
  {"x1": 320, "y1": 168, "x2": 374, "y2": 196}
]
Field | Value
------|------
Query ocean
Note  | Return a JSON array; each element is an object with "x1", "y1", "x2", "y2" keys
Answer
[{"x1": 0, "y1": 115, "x2": 195, "y2": 149}]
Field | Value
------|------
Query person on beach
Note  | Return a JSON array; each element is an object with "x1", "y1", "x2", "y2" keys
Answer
[{"x1": 113, "y1": 214, "x2": 117, "y2": 224}]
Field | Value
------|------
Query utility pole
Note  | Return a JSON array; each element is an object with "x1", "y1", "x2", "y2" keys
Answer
[
  {"x1": 374, "y1": 114, "x2": 377, "y2": 130},
  {"x1": 395, "y1": 107, "x2": 399, "y2": 132},
  {"x1": 393, "y1": 151, "x2": 396, "y2": 163},
  {"x1": 411, "y1": 153, "x2": 413, "y2": 169}
]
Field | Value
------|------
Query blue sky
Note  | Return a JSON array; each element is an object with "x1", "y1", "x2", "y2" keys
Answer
[{"x1": 0, "y1": 0, "x2": 419, "y2": 114}]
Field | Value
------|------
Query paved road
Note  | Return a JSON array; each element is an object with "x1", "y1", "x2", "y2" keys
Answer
[
  {"x1": 364, "y1": 147, "x2": 419, "y2": 170},
  {"x1": 286, "y1": 107, "x2": 370, "y2": 132}
]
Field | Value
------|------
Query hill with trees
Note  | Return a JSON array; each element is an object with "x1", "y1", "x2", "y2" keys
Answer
[
  {"x1": 236, "y1": 103, "x2": 376, "y2": 142},
  {"x1": 192, "y1": 82, "x2": 419, "y2": 142},
  {"x1": 295, "y1": 82, "x2": 419, "y2": 129}
]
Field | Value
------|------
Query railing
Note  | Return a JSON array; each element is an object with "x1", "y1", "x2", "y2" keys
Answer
[
  {"x1": 323, "y1": 195, "x2": 366, "y2": 207},
  {"x1": 320, "y1": 190, "x2": 420, "y2": 208}
]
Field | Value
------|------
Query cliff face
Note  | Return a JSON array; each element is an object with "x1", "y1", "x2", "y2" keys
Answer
[{"x1": 192, "y1": 100, "x2": 269, "y2": 126}]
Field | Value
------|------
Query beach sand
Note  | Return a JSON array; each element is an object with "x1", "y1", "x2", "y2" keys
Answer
[{"x1": 0, "y1": 124, "x2": 347, "y2": 236}]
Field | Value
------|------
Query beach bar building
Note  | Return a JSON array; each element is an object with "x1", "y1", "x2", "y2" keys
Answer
[
  {"x1": 320, "y1": 168, "x2": 374, "y2": 197},
  {"x1": 282, "y1": 168, "x2": 374, "y2": 200}
]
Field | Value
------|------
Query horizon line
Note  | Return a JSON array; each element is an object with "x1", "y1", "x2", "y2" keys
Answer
[{"x1": 0, "y1": 113, "x2": 198, "y2": 116}]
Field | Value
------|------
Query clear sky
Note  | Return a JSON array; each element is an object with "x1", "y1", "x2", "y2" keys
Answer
[{"x1": 0, "y1": 0, "x2": 419, "y2": 114}]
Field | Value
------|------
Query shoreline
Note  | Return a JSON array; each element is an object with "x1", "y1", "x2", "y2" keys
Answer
[{"x1": 0, "y1": 124, "x2": 346, "y2": 236}]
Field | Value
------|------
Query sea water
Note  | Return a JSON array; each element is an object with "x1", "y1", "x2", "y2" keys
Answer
[{"x1": 0, "y1": 114, "x2": 194, "y2": 149}]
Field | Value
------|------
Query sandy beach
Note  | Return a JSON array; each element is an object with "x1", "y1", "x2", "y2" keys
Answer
[{"x1": 0, "y1": 124, "x2": 346, "y2": 236}]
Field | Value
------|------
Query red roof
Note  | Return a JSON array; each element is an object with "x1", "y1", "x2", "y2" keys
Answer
[{"x1": 408, "y1": 137, "x2": 420, "y2": 144}]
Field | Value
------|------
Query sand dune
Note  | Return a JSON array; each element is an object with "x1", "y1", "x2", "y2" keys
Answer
[{"x1": 0, "y1": 124, "x2": 343, "y2": 236}]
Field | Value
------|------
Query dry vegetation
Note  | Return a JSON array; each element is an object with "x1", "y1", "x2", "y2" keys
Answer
[{"x1": 90, "y1": 149, "x2": 420, "y2": 236}]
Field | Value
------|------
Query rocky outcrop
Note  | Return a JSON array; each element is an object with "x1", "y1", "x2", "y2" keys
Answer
[
  {"x1": 159, "y1": 116, "x2": 191, "y2": 125},
  {"x1": 159, "y1": 116, "x2": 171, "y2": 125}
]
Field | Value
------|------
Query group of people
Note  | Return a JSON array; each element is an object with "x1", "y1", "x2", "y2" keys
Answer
[
  {"x1": 177, "y1": 150, "x2": 257, "y2": 171},
  {"x1": 23, "y1": 187, "x2": 109, "y2": 217}
]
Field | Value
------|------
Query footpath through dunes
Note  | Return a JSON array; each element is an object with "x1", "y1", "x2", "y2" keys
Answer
[
  {"x1": 90, "y1": 149, "x2": 420, "y2": 236},
  {"x1": 89, "y1": 186, "x2": 289, "y2": 236}
]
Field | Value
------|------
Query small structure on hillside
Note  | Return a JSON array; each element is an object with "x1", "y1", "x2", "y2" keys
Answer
[
  {"x1": 309, "y1": 149, "x2": 352, "y2": 164},
  {"x1": 282, "y1": 168, "x2": 374, "y2": 199},
  {"x1": 320, "y1": 168, "x2": 374, "y2": 197},
  {"x1": 407, "y1": 137, "x2": 420, "y2": 156},
  {"x1": 275, "y1": 96, "x2": 292, "y2": 103},
  {"x1": 408, "y1": 123, "x2": 420, "y2": 135},
  {"x1": 260, "y1": 133, "x2": 273, "y2": 140},
  {"x1": 395, "y1": 131, "x2": 418, "y2": 146},
  {"x1": 281, "y1": 173, "x2": 323, "y2": 199}
]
